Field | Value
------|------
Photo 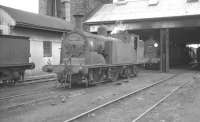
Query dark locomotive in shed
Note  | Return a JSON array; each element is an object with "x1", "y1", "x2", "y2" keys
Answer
[{"x1": 0, "y1": 35, "x2": 35, "y2": 85}]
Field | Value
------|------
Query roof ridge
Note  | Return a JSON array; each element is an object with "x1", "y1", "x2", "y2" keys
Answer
[
  {"x1": 85, "y1": 0, "x2": 200, "y2": 24},
  {"x1": 0, "y1": 4, "x2": 67, "y2": 22},
  {"x1": 0, "y1": 4, "x2": 73, "y2": 31}
]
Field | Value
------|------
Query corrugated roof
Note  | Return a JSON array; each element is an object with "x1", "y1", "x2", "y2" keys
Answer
[
  {"x1": 86, "y1": 0, "x2": 200, "y2": 24},
  {"x1": 0, "y1": 5, "x2": 73, "y2": 32}
]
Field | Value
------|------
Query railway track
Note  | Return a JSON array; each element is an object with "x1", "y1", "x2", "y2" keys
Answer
[
  {"x1": 63, "y1": 73, "x2": 191, "y2": 122},
  {"x1": 0, "y1": 77, "x2": 58, "y2": 111},
  {"x1": 0, "y1": 72, "x2": 167, "y2": 102},
  {"x1": 0, "y1": 76, "x2": 57, "y2": 102},
  {"x1": 18, "y1": 74, "x2": 57, "y2": 85},
  {"x1": 132, "y1": 81, "x2": 188, "y2": 122},
  {"x1": 0, "y1": 74, "x2": 175, "y2": 113},
  {"x1": 0, "y1": 74, "x2": 56, "y2": 86}
]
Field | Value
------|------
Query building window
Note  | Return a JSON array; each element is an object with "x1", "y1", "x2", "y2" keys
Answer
[
  {"x1": 43, "y1": 41, "x2": 52, "y2": 57},
  {"x1": 187, "y1": 0, "x2": 198, "y2": 2}
]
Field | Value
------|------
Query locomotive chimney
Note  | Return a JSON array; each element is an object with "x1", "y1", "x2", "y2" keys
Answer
[{"x1": 73, "y1": 14, "x2": 84, "y2": 30}]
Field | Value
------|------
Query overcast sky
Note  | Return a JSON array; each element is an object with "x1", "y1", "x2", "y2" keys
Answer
[{"x1": 0, "y1": 0, "x2": 38, "y2": 13}]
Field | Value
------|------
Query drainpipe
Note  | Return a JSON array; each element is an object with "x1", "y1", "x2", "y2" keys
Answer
[
  {"x1": 61, "y1": 0, "x2": 71, "y2": 22},
  {"x1": 60, "y1": 32, "x2": 66, "y2": 64},
  {"x1": 54, "y1": 0, "x2": 57, "y2": 17}
]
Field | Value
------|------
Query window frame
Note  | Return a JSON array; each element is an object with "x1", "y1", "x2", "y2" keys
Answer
[{"x1": 43, "y1": 41, "x2": 52, "y2": 57}]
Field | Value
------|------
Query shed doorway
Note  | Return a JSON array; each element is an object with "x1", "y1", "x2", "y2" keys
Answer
[{"x1": 169, "y1": 27, "x2": 200, "y2": 70}]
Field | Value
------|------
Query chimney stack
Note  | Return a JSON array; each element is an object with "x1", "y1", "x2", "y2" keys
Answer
[
  {"x1": 72, "y1": 0, "x2": 85, "y2": 30},
  {"x1": 61, "y1": 0, "x2": 71, "y2": 22}
]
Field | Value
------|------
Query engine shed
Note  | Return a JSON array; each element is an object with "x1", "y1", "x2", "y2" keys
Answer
[{"x1": 85, "y1": 0, "x2": 200, "y2": 72}]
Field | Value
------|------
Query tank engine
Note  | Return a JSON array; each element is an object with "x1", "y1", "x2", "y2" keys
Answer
[{"x1": 43, "y1": 29, "x2": 142, "y2": 88}]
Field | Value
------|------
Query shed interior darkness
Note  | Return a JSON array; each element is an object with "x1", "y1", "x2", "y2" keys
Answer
[
  {"x1": 132, "y1": 28, "x2": 200, "y2": 71},
  {"x1": 170, "y1": 27, "x2": 200, "y2": 69}
]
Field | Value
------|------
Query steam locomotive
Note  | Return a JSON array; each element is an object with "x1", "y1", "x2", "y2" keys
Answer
[
  {"x1": 42, "y1": 28, "x2": 145, "y2": 87},
  {"x1": 43, "y1": 26, "x2": 160, "y2": 88}
]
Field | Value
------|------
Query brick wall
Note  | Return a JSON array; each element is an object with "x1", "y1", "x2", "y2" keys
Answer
[
  {"x1": 39, "y1": 0, "x2": 112, "y2": 30},
  {"x1": 39, "y1": 0, "x2": 62, "y2": 17},
  {"x1": 70, "y1": 0, "x2": 112, "y2": 30}
]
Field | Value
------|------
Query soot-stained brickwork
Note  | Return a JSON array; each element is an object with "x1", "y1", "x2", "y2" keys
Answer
[{"x1": 39, "y1": 0, "x2": 112, "y2": 27}]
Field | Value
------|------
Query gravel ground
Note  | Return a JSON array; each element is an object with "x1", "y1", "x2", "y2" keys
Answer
[
  {"x1": 0, "y1": 80, "x2": 56, "y2": 98},
  {"x1": 0, "y1": 71, "x2": 173, "y2": 122},
  {"x1": 74, "y1": 73, "x2": 194, "y2": 122},
  {"x1": 139, "y1": 73, "x2": 200, "y2": 122}
]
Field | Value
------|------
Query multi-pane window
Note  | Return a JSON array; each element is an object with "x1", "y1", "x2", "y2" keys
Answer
[{"x1": 43, "y1": 41, "x2": 52, "y2": 57}]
